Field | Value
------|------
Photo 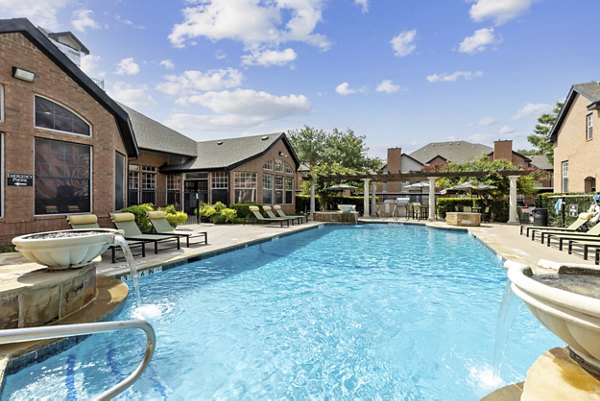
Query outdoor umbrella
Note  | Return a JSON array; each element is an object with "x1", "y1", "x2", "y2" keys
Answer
[
  {"x1": 324, "y1": 184, "x2": 357, "y2": 192},
  {"x1": 440, "y1": 182, "x2": 496, "y2": 197}
]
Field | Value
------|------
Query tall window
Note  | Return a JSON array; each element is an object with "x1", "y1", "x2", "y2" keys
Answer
[
  {"x1": 34, "y1": 96, "x2": 91, "y2": 136},
  {"x1": 128, "y1": 164, "x2": 139, "y2": 206},
  {"x1": 167, "y1": 175, "x2": 181, "y2": 207},
  {"x1": 211, "y1": 171, "x2": 229, "y2": 204},
  {"x1": 275, "y1": 176, "x2": 284, "y2": 204},
  {"x1": 561, "y1": 160, "x2": 569, "y2": 193},
  {"x1": 141, "y1": 165, "x2": 156, "y2": 204},
  {"x1": 0, "y1": 133, "x2": 3, "y2": 217},
  {"x1": 263, "y1": 174, "x2": 273, "y2": 204},
  {"x1": 115, "y1": 152, "x2": 125, "y2": 210},
  {"x1": 285, "y1": 177, "x2": 294, "y2": 204},
  {"x1": 35, "y1": 137, "x2": 90, "y2": 214},
  {"x1": 263, "y1": 160, "x2": 273, "y2": 170},
  {"x1": 585, "y1": 177, "x2": 596, "y2": 193},
  {"x1": 587, "y1": 113, "x2": 593, "y2": 141},
  {"x1": 234, "y1": 172, "x2": 257, "y2": 203},
  {"x1": 0, "y1": 85, "x2": 4, "y2": 123},
  {"x1": 284, "y1": 162, "x2": 293, "y2": 174},
  {"x1": 274, "y1": 159, "x2": 284, "y2": 173}
]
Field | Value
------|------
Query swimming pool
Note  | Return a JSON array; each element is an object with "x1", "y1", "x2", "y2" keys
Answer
[{"x1": 3, "y1": 224, "x2": 559, "y2": 400}]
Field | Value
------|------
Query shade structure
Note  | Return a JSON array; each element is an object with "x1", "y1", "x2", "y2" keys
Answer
[
  {"x1": 440, "y1": 182, "x2": 496, "y2": 196},
  {"x1": 325, "y1": 184, "x2": 357, "y2": 192}
]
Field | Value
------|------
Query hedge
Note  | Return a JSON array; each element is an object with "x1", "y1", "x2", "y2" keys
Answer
[{"x1": 537, "y1": 193, "x2": 597, "y2": 227}]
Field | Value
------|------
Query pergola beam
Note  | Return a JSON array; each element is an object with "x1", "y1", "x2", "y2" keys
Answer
[{"x1": 316, "y1": 170, "x2": 528, "y2": 183}]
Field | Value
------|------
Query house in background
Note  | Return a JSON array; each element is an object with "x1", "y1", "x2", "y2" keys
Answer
[
  {"x1": 550, "y1": 82, "x2": 600, "y2": 193},
  {"x1": 0, "y1": 18, "x2": 300, "y2": 245}
]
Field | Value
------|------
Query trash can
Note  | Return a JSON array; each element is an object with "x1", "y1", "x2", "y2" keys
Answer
[{"x1": 533, "y1": 208, "x2": 548, "y2": 226}]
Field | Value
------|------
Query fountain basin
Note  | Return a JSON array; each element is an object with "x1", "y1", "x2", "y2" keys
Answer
[
  {"x1": 507, "y1": 261, "x2": 600, "y2": 371},
  {"x1": 337, "y1": 204, "x2": 356, "y2": 213},
  {"x1": 12, "y1": 229, "x2": 117, "y2": 270}
]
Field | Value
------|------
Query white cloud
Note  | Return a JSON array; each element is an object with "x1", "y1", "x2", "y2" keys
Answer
[
  {"x1": 512, "y1": 103, "x2": 552, "y2": 120},
  {"x1": 426, "y1": 70, "x2": 483, "y2": 83},
  {"x1": 476, "y1": 116, "x2": 496, "y2": 127},
  {"x1": 108, "y1": 82, "x2": 156, "y2": 108},
  {"x1": 71, "y1": 9, "x2": 100, "y2": 32},
  {"x1": 241, "y1": 48, "x2": 297, "y2": 66},
  {"x1": 499, "y1": 125, "x2": 516, "y2": 134},
  {"x1": 469, "y1": 0, "x2": 534, "y2": 25},
  {"x1": 355, "y1": 0, "x2": 369, "y2": 13},
  {"x1": 160, "y1": 59, "x2": 175, "y2": 69},
  {"x1": 215, "y1": 50, "x2": 227, "y2": 60},
  {"x1": 459, "y1": 28, "x2": 498, "y2": 54},
  {"x1": 168, "y1": 0, "x2": 330, "y2": 58},
  {"x1": 0, "y1": 0, "x2": 73, "y2": 30},
  {"x1": 165, "y1": 89, "x2": 311, "y2": 132},
  {"x1": 376, "y1": 80, "x2": 400, "y2": 94},
  {"x1": 115, "y1": 57, "x2": 140, "y2": 75},
  {"x1": 335, "y1": 82, "x2": 367, "y2": 96},
  {"x1": 390, "y1": 29, "x2": 417, "y2": 57},
  {"x1": 157, "y1": 68, "x2": 243, "y2": 95},
  {"x1": 80, "y1": 54, "x2": 105, "y2": 79}
]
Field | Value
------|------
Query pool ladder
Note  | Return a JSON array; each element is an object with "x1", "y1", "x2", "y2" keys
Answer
[{"x1": 0, "y1": 320, "x2": 156, "y2": 401}]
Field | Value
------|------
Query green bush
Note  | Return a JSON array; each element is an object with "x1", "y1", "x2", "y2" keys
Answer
[
  {"x1": 199, "y1": 204, "x2": 216, "y2": 217},
  {"x1": 538, "y1": 192, "x2": 597, "y2": 227},
  {"x1": 436, "y1": 198, "x2": 474, "y2": 218},
  {"x1": 231, "y1": 203, "x2": 261, "y2": 218},
  {"x1": 121, "y1": 203, "x2": 154, "y2": 233},
  {"x1": 211, "y1": 214, "x2": 226, "y2": 224},
  {"x1": 220, "y1": 208, "x2": 237, "y2": 222},
  {"x1": 489, "y1": 199, "x2": 509, "y2": 222},
  {"x1": 213, "y1": 201, "x2": 226, "y2": 212}
]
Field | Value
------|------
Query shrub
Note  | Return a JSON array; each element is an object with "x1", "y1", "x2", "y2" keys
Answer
[
  {"x1": 199, "y1": 204, "x2": 216, "y2": 217},
  {"x1": 220, "y1": 208, "x2": 237, "y2": 222},
  {"x1": 213, "y1": 201, "x2": 226, "y2": 212},
  {"x1": 121, "y1": 204, "x2": 154, "y2": 233},
  {"x1": 159, "y1": 205, "x2": 188, "y2": 227},
  {"x1": 231, "y1": 203, "x2": 261, "y2": 219},
  {"x1": 211, "y1": 214, "x2": 226, "y2": 224}
]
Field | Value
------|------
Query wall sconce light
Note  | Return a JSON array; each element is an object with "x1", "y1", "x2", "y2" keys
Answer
[
  {"x1": 12, "y1": 67, "x2": 36, "y2": 83},
  {"x1": 278, "y1": 151, "x2": 288, "y2": 158}
]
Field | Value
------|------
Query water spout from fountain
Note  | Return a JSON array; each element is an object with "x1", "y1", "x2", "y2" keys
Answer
[
  {"x1": 114, "y1": 235, "x2": 141, "y2": 306},
  {"x1": 493, "y1": 280, "x2": 521, "y2": 379}
]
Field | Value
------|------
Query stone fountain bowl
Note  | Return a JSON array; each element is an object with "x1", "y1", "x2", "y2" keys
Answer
[
  {"x1": 12, "y1": 229, "x2": 118, "y2": 270},
  {"x1": 338, "y1": 204, "x2": 356, "y2": 213},
  {"x1": 507, "y1": 261, "x2": 600, "y2": 371}
]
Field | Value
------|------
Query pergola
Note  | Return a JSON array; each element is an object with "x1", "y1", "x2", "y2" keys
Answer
[{"x1": 311, "y1": 170, "x2": 529, "y2": 224}]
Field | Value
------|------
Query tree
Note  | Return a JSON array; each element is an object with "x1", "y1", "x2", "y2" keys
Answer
[{"x1": 527, "y1": 102, "x2": 563, "y2": 163}]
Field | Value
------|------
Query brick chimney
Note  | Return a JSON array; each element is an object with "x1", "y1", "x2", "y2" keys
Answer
[
  {"x1": 493, "y1": 140, "x2": 513, "y2": 162},
  {"x1": 386, "y1": 147, "x2": 402, "y2": 193}
]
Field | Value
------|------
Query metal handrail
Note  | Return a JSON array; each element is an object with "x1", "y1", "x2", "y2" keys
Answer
[{"x1": 0, "y1": 320, "x2": 156, "y2": 401}]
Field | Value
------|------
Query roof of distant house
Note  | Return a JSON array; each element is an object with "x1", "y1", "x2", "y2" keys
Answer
[
  {"x1": 529, "y1": 155, "x2": 553, "y2": 170},
  {"x1": 550, "y1": 81, "x2": 600, "y2": 140},
  {"x1": 0, "y1": 18, "x2": 139, "y2": 157},
  {"x1": 410, "y1": 141, "x2": 492, "y2": 164},
  {"x1": 120, "y1": 104, "x2": 197, "y2": 157}
]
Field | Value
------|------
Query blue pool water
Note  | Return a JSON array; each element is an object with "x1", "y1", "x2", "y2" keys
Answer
[{"x1": 3, "y1": 225, "x2": 559, "y2": 400}]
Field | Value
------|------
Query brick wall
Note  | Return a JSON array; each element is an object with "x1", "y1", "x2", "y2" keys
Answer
[{"x1": 0, "y1": 32, "x2": 127, "y2": 245}]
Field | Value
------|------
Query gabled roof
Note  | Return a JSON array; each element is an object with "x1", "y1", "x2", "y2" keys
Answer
[
  {"x1": 47, "y1": 31, "x2": 89, "y2": 54},
  {"x1": 0, "y1": 18, "x2": 138, "y2": 157},
  {"x1": 119, "y1": 104, "x2": 197, "y2": 157},
  {"x1": 161, "y1": 132, "x2": 300, "y2": 172},
  {"x1": 550, "y1": 81, "x2": 600, "y2": 141},
  {"x1": 410, "y1": 141, "x2": 492, "y2": 164},
  {"x1": 529, "y1": 155, "x2": 553, "y2": 170}
]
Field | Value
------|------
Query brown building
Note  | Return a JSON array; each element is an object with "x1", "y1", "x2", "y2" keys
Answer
[
  {"x1": 0, "y1": 18, "x2": 300, "y2": 245},
  {"x1": 550, "y1": 82, "x2": 600, "y2": 193}
]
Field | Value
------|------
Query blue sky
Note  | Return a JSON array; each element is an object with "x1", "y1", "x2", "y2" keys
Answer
[{"x1": 2, "y1": 0, "x2": 599, "y2": 159}]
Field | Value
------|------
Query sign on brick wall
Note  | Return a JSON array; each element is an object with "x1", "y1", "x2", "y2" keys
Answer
[{"x1": 7, "y1": 173, "x2": 33, "y2": 187}]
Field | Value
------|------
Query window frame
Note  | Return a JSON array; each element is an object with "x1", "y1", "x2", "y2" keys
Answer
[
  {"x1": 586, "y1": 113, "x2": 593, "y2": 141},
  {"x1": 561, "y1": 160, "x2": 569, "y2": 193},
  {"x1": 115, "y1": 152, "x2": 126, "y2": 210},
  {"x1": 0, "y1": 84, "x2": 4, "y2": 123},
  {"x1": 34, "y1": 95, "x2": 92, "y2": 137},
  {"x1": 0, "y1": 132, "x2": 3, "y2": 218},
  {"x1": 263, "y1": 173, "x2": 273, "y2": 204},
  {"x1": 233, "y1": 172, "x2": 257, "y2": 203}
]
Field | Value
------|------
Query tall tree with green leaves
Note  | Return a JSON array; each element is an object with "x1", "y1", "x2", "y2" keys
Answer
[{"x1": 527, "y1": 101, "x2": 563, "y2": 163}]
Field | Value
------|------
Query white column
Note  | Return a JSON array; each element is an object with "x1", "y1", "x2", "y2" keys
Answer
[
  {"x1": 310, "y1": 181, "x2": 316, "y2": 220},
  {"x1": 363, "y1": 178, "x2": 371, "y2": 217},
  {"x1": 508, "y1": 175, "x2": 520, "y2": 224},
  {"x1": 371, "y1": 181, "x2": 377, "y2": 216},
  {"x1": 428, "y1": 176, "x2": 438, "y2": 221}
]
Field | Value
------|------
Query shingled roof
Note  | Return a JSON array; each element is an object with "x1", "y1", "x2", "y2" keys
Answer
[
  {"x1": 0, "y1": 18, "x2": 138, "y2": 157},
  {"x1": 409, "y1": 141, "x2": 492, "y2": 164},
  {"x1": 550, "y1": 81, "x2": 600, "y2": 140},
  {"x1": 120, "y1": 104, "x2": 197, "y2": 157}
]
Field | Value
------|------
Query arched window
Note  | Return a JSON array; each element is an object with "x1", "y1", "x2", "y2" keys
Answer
[
  {"x1": 35, "y1": 96, "x2": 91, "y2": 136},
  {"x1": 585, "y1": 176, "x2": 596, "y2": 193}
]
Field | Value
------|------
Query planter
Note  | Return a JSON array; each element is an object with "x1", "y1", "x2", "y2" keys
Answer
[
  {"x1": 12, "y1": 229, "x2": 117, "y2": 270},
  {"x1": 507, "y1": 261, "x2": 600, "y2": 372}
]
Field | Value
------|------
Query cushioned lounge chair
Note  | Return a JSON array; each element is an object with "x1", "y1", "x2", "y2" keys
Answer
[
  {"x1": 272, "y1": 205, "x2": 306, "y2": 223},
  {"x1": 67, "y1": 214, "x2": 146, "y2": 263},
  {"x1": 544, "y1": 222, "x2": 600, "y2": 249},
  {"x1": 110, "y1": 212, "x2": 180, "y2": 254},
  {"x1": 249, "y1": 206, "x2": 290, "y2": 227},
  {"x1": 263, "y1": 206, "x2": 299, "y2": 225},
  {"x1": 146, "y1": 211, "x2": 208, "y2": 247},
  {"x1": 520, "y1": 212, "x2": 593, "y2": 239}
]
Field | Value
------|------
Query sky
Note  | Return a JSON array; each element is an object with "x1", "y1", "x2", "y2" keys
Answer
[{"x1": 2, "y1": 0, "x2": 599, "y2": 159}]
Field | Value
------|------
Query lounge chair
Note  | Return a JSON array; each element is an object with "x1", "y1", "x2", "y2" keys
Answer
[
  {"x1": 263, "y1": 206, "x2": 299, "y2": 225},
  {"x1": 566, "y1": 238, "x2": 600, "y2": 262},
  {"x1": 147, "y1": 211, "x2": 208, "y2": 247},
  {"x1": 272, "y1": 205, "x2": 306, "y2": 223},
  {"x1": 543, "y1": 222, "x2": 600, "y2": 249},
  {"x1": 520, "y1": 212, "x2": 593, "y2": 238},
  {"x1": 249, "y1": 206, "x2": 290, "y2": 227},
  {"x1": 110, "y1": 212, "x2": 181, "y2": 254},
  {"x1": 67, "y1": 214, "x2": 146, "y2": 263}
]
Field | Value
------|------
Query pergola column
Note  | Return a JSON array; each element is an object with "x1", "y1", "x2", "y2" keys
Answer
[
  {"x1": 508, "y1": 175, "x2": 520, "y2": 224},
  {"x1": 310, "y1": 181, "x2": 316, "y2": 220},
  {"x1": 371, "y1": 181, "x2": 377, "y2": 216},
  {"x1": 428, "y1": 176, "x2": 438, "y2": 221},
  {"x1": 363, "y1": 178, "x2": 371, "y2": 217}
]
